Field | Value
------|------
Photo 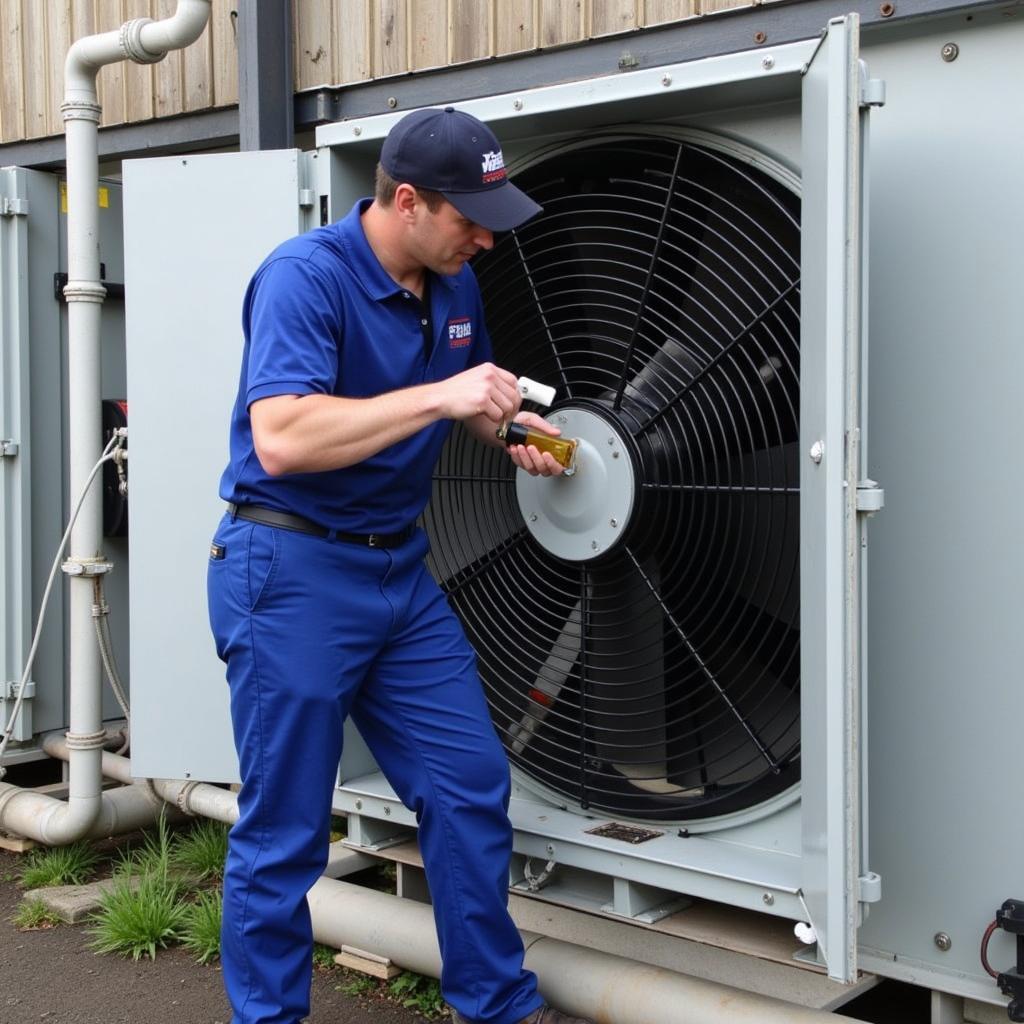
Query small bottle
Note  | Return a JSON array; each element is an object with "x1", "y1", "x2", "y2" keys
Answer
[{"x1": 496, "y1": 421, "x2": 578, "y2": 471}]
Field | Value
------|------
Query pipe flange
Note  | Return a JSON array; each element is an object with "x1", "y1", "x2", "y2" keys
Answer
[
  {"x1": 64, "y1": 729, "x2": 109, "y2": 751},
  {"x1": 61, "y1": 280, "x2": 108, "y2": 304},
  {"x1": 60, "y1": 100, "x2": 101, "y2": 123},
  {"x1": 119, "y1": 18, "x2": 166, "y2": 65}
]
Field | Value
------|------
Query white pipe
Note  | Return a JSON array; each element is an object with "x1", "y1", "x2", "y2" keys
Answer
[
  {"x1": 306, "y1": 878, "x2": 860, "y2": 1024},
  {"x1": 0, "y1": 1, "x2": 212, "y2": 846}
]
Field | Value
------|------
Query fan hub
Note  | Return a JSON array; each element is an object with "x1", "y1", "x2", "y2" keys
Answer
[{"x1": 515, "y1": 407, "x2": 636, "y2": 561}]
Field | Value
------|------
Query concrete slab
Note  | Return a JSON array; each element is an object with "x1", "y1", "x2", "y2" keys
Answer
[{"x1": 23, "y1": 875, "x2": 139, "y2": 923}]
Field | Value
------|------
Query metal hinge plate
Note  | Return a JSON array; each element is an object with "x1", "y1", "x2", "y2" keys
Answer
[
  {"x1": 298, "y1": 188, "x2": 315, "y2": 208},
  {"x1": 0, "y1": 196, "x2": 29, "y2": 217},
  {"x1": 0, "y1": 440, "x2": 19, "y2": 458},
  {"x1": 859, "y1": 65, "x2": 886, "y2": 107},
  {"x1": 856, "y1": 479, "x2": 885, "y2": 514},
  {"x1": 2, "y1": 680, "x2": 36, "y2": 699},
  {"x1": 858, "y1": 871, "x2": 882, "y2": 903}
]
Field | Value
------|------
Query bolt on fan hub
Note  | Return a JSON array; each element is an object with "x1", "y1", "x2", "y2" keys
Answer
[{"x1": 516, "y1": 407, "x2": 636, "y2": 562}]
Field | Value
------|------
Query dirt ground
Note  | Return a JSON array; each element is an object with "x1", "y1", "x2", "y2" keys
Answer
[{"x1": 0, "y1": 845, "x2": 431, "y2": 1024}]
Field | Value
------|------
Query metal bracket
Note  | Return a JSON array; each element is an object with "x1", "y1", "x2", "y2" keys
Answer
[
  {"x1": 858, "y1": 871, "x2": 882, "y2": 904},
  {"x1": 856, "y1": 479, "x2": 885, "y2": 514},
  {"x1": 859, "y1": 62, "x2": 886, "y2": 107},
  {"x1": 61, "y1": 559, "x2": 114, "y2": 577},
  {"x1": 0, "y1": 196, "x2": 29, "y2": 217},
  {"x1": 0, "y1": 440, "x2": 19, "y2": 458},
  {"x1": 2, "y1": 681, "x2": 35, "y2": 700},
  {"x1": 995, "y1": 899, "x2": 1024, "y2": 1022},
  {"x1": 298, "y1": 188, "x2": 315, "y2": 208}
]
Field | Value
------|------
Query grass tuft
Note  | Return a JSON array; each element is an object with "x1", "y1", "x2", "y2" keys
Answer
[
  {"x1": 13, "y1": 898, "x2": 62, "y2": 930},
  {"x1": 172, "y1": 819, "x2": 229, "y2": 881},
  {"x1": 336, "y1": 972, "x2": 379, "y2": 998},
  {"x1": 19, "y1": 841, "x2": 99, "y2": 889},
  {"x1": 180, "y1": 888, "x2": 222, "y2": 964},
  {"x1": 387, "y1": 971, "x2": 447, "y2": 1018}
]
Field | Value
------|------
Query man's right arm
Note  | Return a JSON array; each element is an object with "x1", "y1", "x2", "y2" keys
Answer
[{"x1": 250, "y1": 361, "x2": 522, "y2": 476}]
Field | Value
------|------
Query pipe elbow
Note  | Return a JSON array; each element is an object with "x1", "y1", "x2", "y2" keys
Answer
[{"x1": 139, "y1": 0, "x2": 211, "y2": 55}]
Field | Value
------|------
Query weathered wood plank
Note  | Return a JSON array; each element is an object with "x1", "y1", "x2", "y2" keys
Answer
[
  {"x1": 495, "y1": 0, "x2": 536, "y2": 55},
  {"x1": 182, "y1": 2, "x2": 212, "y2": 111},
  {"x1": 210, "y1": 0, "x2": 238, "y2": 106},
  {"x1": 295, "y1": 0, "x2": 334, "y2": 90},
  {"x1": 410, "y1": 0, "x2": 447, "y2": 71},
  {"x1": 0, "y1": 0, "x2": 26, "y2": 142},
  {"x1": 642, "y1": 0, "x2": 696, "y2": 25},
  {"x1": 700, "y1": 0, "x2": 755, "y2": 12},
  {"x1": 590, "y1": 0, "x2": 638, "y2": 38},
  {"x1": 124, "y1": 0, "x2": 156, "y2": 124},
  {"x1": 374, "y1": 0, "x2": 408, "y2": 78},
  {"x1": 93, "y1": 0, "x2": 126, "y2": 127},
  {"x1": 336, "y1": 0, "x2": 373, "y2": 84},
  {"x1": 540, "y1": 0, "x2": 583, "y2": 48},
  {"x1": 153, "y1": 0, "x2": 184, "y2": 117},
  {"x1": 21, "y1": 0, "x2": 49, "y2": 139},
  {"x1": 450, "y1": 0, "x2": 491, "y2": 64},
  {"x1": 45, "y1": 2, "x2": 72, "y2": 135}
]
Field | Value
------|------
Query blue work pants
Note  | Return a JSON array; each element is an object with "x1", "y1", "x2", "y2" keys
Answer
[{"x1": 207, "y1": 515, "x2": 541, "y2": 1024}]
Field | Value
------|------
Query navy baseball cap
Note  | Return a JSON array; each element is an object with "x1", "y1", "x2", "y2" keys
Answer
[{"x1": 380, "y1": 106, "x2": 542, "y2": 232}]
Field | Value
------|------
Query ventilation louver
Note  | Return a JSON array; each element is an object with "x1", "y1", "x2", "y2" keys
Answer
[{"x1": 424, "y1": 134, "x2": 803, "y2": 822}]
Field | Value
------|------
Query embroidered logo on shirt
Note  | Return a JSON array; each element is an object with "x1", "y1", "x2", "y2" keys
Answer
[
  {"x1": 481, "y1": 150, "x2": 506, "y2": 185},
  {"x1": 447, "y1": 317, "x2": 473, "y2": 348}
]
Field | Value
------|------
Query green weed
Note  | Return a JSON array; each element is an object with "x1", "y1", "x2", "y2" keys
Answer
[
  {"x1": 180, "y1": 888, "x2": 222, "y2": 964},
  {"x1": 313, "y1": 942, "x2": 338, "y2": 970},
  {"x1": 13, "y1": 897, "x2": 61, "y2": 930},
  {"x1": 388, "y1": 971, "x2": 447, "y2": 1018},
  {"x1": 172, "y1": 819, "x2": 229, "y2": 881},
  {"x1": 336, "y1": 973, "x2": 379, "y2": 997},
  {"x1": 19, "y1": 841, "x2": 99, "y2": 889}
]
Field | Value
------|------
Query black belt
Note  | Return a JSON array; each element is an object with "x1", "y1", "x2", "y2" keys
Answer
[{"x1": 227, "y1": 503, "x2": 414, "y2": 549}]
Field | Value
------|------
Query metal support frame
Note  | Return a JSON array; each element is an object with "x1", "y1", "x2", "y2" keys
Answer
[{"x1": 237, "y1": 0, "x2": 294, "y2": 152}]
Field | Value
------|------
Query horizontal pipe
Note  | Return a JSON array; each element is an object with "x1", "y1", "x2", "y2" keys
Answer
[{"x1": 306, "y1": 878, "x2": 860, "y2": 1024}]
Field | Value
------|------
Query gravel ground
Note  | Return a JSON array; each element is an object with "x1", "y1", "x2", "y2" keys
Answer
[{"x1": 0, "y1": 845, "x2": 433, "y2": 1024}]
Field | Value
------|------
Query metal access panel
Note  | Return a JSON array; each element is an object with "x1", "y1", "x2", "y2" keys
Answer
[
  {"x1": 1, "y1": 168, "x2": 127, "y2": 753},
  {"x1": 125, "y1": 150, "x2": 315, "y2": 782},
  {"x1": 318, "y1": 17, "x2": 876, "y2": 983}
]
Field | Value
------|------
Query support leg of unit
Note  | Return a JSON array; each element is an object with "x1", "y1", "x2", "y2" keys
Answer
[
  {"x1": 397, "y1": 862, "x2": 432, "y2": 905},
  {"x1": 342, "y1": 812, "x2": 411, "y2": 851},
  {"x1": 931, "y1": 990, "x2": 964, "y2": 1024},
  {"x1": 601, "y1": 877, "x2": 691, "y2": 924}
]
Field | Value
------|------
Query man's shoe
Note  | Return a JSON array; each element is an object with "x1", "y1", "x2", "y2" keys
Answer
[{"x1": 450, "y1": 1005, "x2": 596, "y2": 1024}]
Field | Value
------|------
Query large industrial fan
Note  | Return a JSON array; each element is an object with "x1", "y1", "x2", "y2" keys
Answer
[{"x1": 424, "y1": 132, "x2": 803, "y2": 825}]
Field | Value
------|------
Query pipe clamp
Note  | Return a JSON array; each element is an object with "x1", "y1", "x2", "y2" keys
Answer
[
  {"x1": 175, "y1": 780, "x2": 200, "y2": 816},
  {"x1": 64, "y1": 729, "x2": 109, "y2": 751},
  {"x1": 119, "y1": 19, "x2": 166, "y2": 64},
  {"x1": 62, "y1": 559, "x2": 113, "y2": 577}
]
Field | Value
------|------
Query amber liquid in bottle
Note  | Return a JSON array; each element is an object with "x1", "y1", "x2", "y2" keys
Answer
[{"x1": 496, "y1": 422, "x2": 578, "y2": 470}]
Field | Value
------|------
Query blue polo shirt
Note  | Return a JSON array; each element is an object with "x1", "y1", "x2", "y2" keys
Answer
[{"x1": 218, "y1": 199, "x2": 493, "y2": 533}]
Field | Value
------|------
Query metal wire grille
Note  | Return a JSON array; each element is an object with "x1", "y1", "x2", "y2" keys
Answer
[{"x1": 424, "y1": 135, "x2": 802, "y2": 822}]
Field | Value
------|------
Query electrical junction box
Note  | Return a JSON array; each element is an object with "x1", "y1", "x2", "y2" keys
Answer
[{"x1": 123, "y1": 6, "x2": 1024, "y2": 1016}]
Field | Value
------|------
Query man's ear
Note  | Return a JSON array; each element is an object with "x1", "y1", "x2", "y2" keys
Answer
[{"x1": 394, "y1": 183, "x2": 419, "y2": 221}]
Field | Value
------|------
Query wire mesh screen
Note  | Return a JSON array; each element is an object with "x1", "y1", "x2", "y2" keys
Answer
[{"x1": 424, "y1": 136, "x2": 802, "y2": 821}]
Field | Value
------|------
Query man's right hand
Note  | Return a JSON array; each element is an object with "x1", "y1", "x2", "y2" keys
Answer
[{"x1": 436, "y1": 362, "x2": 522, "y2": 424}]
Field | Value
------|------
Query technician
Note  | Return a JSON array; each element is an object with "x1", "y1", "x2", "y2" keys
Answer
[{"x1": 208, "y1": 107, "x2": 592, "y2": 1024}]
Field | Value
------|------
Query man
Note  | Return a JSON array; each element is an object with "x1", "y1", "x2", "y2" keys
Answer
[{"x1": 208, "y1": 107, "x2": 593, "y2": 1024}]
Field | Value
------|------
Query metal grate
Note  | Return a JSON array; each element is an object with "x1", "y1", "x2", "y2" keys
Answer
[{"x1": 424, "y1": 135, "x2": 802, "y2": 822}]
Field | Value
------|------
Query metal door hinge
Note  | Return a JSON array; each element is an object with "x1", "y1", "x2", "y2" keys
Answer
[
  {"x1": 0, "y1": 196, "x2": 29, "y2": 217},
  {"x1": 860, "y1": 68, "x2": 886, "y2": 108},
  {"x1": 3, "y1": 680, "x2": 36, "y2": 700},
  {"x1": 856, "y1": 479, "x2": 885, "y2": 514},
  {"x1": 858, "y1": 871, "x2": 882, "y2": 903},
  {"x1": 298, "y1": 188, "x2": 315, "y2": 208},
  {"x1": 0, "y1": 440, "x2": 19, "y2": 457}
]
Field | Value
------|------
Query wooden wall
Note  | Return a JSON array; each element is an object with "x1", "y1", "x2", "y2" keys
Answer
[{"x1": 1, "y1": 0, "x2": 758, "y2": 145}]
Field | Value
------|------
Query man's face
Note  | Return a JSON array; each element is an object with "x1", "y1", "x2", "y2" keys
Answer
[{"x1": 409, "y1": 197, "x2": 494, "y2": 276}]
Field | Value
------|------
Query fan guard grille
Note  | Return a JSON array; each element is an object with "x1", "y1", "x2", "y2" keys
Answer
[{"x1": 424, "y1": 134, "x2": 802, "y2": 823}]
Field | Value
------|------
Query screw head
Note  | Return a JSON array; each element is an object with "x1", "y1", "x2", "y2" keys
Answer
[
  {"x1": 610, "y1": 518, "x2": 619, "y2": 527},
  {"x1": 529, "y1": 513, "x2": 538, "y2": 522},
  {"x1": 607, "y1": 438, "x2": 615, "y2": 445},
  {"x1": 353, "y1": 126, "x2": 362, "y2": 136},
  {"x1": 934, "y1": 932, "x2": 952, "y2": 951},
  {"x1": 762, "y1": 55, "x2": 775, "y2": 70},
  {"x1": 612, "y1": 451, "x2": 620, "y2": 459},
  {"x1": 809, "y1": 440, "x2": 824, "y2": 463},
  {"x1": 546, "y1": 843, "x2": 555, "y2": 855},
  {"x1": 661, "y1": 74, "x2": 672, "y2": 86},
  {"x1": 387, "y1": 96, "x2": 397, "y2": 109},
  {"x1": 513, "y1": 98, "x2": 523, "y2": 110},
  {"x1": 763, "y1": 892, "x2": 775, "y2": 906},
  {"x1": 879, "y1": 1, "x2": 895, "y2": 15},
  {"x1": 383, "y1": 806, "x2": 391, "y2": 816},
  {"x1": 355, "y1": 799, "x2": 363, "y2": 809},
  {"x1": 754, "y1": 31, "x2": 767, "y2": 44},
  {"x1": 941, "y1": 42, "x2": 959, "y2": 61}
]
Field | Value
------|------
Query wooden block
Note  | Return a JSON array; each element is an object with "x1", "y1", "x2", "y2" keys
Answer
[
  {"x1": 0, "y1": 831, "x2": 37, "y2": 853},
  {"x1": 335, "y1": 945, "x2": 402, "y2": 979}
]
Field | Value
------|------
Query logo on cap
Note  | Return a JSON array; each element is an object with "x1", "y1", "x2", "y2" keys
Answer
[{"x1": 481, "y1": 150, "x2": 506, "y2": 185}]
